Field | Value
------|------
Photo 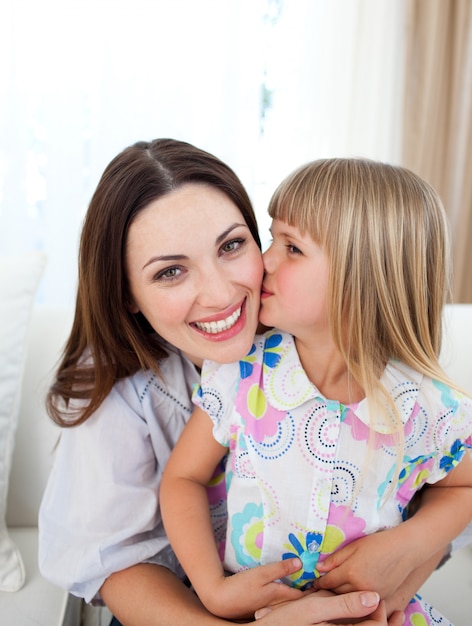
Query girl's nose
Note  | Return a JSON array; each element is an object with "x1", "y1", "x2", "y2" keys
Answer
[{"x1": 262, "y1": 245, "x2": 276, "y2": 273}]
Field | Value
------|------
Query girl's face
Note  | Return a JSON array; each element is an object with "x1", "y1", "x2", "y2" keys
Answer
[
  {"x1": 126, "y1": 183, "x2": 263, "y2": 366},
  {"x1": 260, "y1": 219, "x2": 330, "y2": 342}
]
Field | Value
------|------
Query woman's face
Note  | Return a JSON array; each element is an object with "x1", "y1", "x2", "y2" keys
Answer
[{"x1": 126, "y1": 183, "x2": 263, "y2": 366}]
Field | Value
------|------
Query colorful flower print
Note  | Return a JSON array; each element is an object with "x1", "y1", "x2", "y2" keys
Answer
[
  {"x1": 343, "y1": 404, "x2": 415, "y2": 449},
  {"x1": 230, "y1": 502, "x2": 264, "y2": 569},
  {"x1": 433, "y1": 379, "x2": 460, "y2": 412},
  {"x1": 262, "y1": 332, "x2": 284, "y2": 368},
  {"x1": 282, "y1": 531, "x2": 323, "y2": 589},
  {"x1": 235, "y1": 335, "x2": 287, "y2": 442},
  {"x1": 206, "y1": 454, "x2": 227, "y2": 505},
  {"x1": 403, "y1": 593, "x2": 451, "y2": 625},
  {"x1": 238, "y1": 332, "x2": 284, "y2": 380},
  {"x1": 281, "y1": 505, "x2": 366, "y2": 590},
  {"x1": 439, "y1": 438, "x2": 468, "y2": 472},
  {"x1": 378, "y1": 453, "x2": 434, "y2": 510},
  {"x1": 321, "y1": 504, "x2": 367, "y2": 550},
  {"x1": 206, "y1": 455, "x2": 228, "y2": 561},
  {"x1": 239, "y1": 343, "x2": 258, "y2": 379}
]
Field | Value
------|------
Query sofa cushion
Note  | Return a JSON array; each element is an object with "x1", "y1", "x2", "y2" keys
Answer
[
  {"x1": 0, "y1": 252, "x2": 46, "y2": 591},
  {"x1": 0, "y1": 528, "x2": 82, "y2": 625}
]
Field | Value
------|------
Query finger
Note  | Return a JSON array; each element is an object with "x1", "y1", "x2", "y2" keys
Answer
[
  {"x1": 387, "y1": 610, "x2": 404, "y2": 626},
  {"x1": 325, "y1": 591, "x2": 381, "y2": 621},
  {"x1": 366, "y1": 600, "x2": 388, "y2": 622},
  {"x1": 255, "y1": 557, "x2": 303, "y2": 583},
  {"x1": 313, "y1": 571, "x2": 349, "y2": 591},
  {"x1": 316, "y1": 556, "x2": 336, "y2": 572},
  {"x1": 265, "y1": 581, "x2": 304, "y2": 603},
  {"x1": 256, "y1": 590, "x2": 381, "y2": 623},
  {"x1": 316, "y1": 581, "x2": 356, "y2": 595}
]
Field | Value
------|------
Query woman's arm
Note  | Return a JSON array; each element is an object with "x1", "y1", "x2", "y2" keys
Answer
[
  {"x1": 100, "y1": 562, "x2": 398, "y2": 626},
  {"x1": 160, "y1": 407, "x2": 303, "y2": 618},
  {"x1": 101, "y1": 563, "x2": 225, "y2": 626}
]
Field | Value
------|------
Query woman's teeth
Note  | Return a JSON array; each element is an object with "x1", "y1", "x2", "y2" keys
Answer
[{"x1": 194, "y1": 306, "x2": 242, "y2": 334}]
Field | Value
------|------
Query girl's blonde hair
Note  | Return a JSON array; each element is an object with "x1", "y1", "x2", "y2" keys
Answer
[{"x1": 268, "y1": 158, "x2": 455, "y2": 480}]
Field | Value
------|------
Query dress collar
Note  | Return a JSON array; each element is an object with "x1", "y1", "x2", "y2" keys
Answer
[{"x1": 260, "y1": 330, "x2": 423, "y2": 433}]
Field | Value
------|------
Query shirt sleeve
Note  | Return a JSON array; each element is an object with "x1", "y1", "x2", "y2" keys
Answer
[
  {"x1": 423, "y1": 379, "x2": 472, "y2": 484},
  {"x1": 192, "y1": 359, "x2": 241, "y2": 447},
  {"x1": 38, "y1": 378, "x2": 184, "y2": 603}
]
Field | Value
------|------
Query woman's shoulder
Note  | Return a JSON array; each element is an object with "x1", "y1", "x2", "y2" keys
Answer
[{"x1": 113, "y1": 348, "x2": 199, "y2": 415}]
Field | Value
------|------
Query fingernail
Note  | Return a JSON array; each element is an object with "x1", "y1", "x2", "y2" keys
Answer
[
  {"x1": 290, "y1": 557, "x2": 302, "y2": 569},
  {"x1": 360, "y1": 592, "x2": 380, "y2": 607},
  {"x1": 254, "y1": 607, "x2": 271, "y2": 619}
]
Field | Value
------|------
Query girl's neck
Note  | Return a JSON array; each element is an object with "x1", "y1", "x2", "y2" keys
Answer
[{"x1": 294, "y1": 336, "x2": 365, "y2": 405}]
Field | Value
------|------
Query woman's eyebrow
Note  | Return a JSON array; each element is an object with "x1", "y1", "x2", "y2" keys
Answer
[
  {"x1": 215, "y1": 223, "x2": 247, "y2": 245},
  {"x1": 142, "y1": 254, "x2": 187, "y2": 270},
  {"x1": 142, "y1": 223, "x2": 247, "y2": 270}
]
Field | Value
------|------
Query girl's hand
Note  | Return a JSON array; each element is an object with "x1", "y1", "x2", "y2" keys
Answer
[
  {"x1": 314, "y1": 530, "x2": 409, "y2": 598},
  {"x1": 254, "y1": 589, "x2": 403, "y2": 625},
  {"x1": 200, "y1": 558, "x2": 304, "y2": 619}
]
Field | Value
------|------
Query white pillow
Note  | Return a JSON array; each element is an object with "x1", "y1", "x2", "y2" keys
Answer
[{"x1": 0, "y1": 252, "x2": 47, "y2": 591}]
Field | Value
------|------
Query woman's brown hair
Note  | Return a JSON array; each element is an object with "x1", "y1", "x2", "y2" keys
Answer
[{"x1": 48, "y1": 138, "x2": 261, "y2": 426}]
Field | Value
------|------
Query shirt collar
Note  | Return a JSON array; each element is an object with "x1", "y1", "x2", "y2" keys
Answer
[{"x1": 261, "y1": 331, "x2": 423, "y2": 433}]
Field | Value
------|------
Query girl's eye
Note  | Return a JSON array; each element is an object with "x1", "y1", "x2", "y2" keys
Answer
[
  {"x1": 287, "y1": 244, "x2": 302, "y2": 255},
  {"x1": 154, "y1": 266, "x2": 183, "y2": 282},
  {"x1": 220, "y1": 238, "x2": 245, "y2": 255}
]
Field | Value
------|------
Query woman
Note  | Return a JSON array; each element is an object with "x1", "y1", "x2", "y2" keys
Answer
[{"x1": 39, "y1": 138, "x2": 411, "y2": 625}]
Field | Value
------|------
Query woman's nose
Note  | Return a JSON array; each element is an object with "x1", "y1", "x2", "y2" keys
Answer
[{"x1": 196, "y1": 265, "x2": 235, "y2": 307}]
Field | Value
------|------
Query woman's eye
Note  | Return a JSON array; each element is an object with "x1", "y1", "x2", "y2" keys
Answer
[
  {"x1": 154, "y1": 266, "x2": 182, "y2": 282},
  {"x1": 221, "y1": 238, "x2": 245, "y2": 254}
]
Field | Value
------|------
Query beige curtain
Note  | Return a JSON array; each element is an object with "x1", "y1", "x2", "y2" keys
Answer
[{"x1": 402, "y1": 0, "x2": 472, "y2": 302}]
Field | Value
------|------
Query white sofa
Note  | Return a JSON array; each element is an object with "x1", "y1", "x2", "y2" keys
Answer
[
  {"x1": 1, "y1": 301, "x2": 471, "y2": 625},
  {"x1": 1, "y1": 305, "x2": 111, "y2": 626}
]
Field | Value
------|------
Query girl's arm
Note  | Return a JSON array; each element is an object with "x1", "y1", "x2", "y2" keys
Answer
[
  {"x1": 160, "y1": 407, "x2": 303, "y2": 619},
  {"x1": 100, "y1": 562, "x2": 398, "y2": 626},
  {"x1": 314, "y1": 451, "x2": 472, "y2": 611}
]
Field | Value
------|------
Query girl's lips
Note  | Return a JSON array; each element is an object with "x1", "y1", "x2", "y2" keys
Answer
[{"x1": 261, "y1": 285, "x2": 273, "y2": 298}]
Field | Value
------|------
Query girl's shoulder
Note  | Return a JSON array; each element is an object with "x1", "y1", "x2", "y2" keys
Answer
[{"x1": 386, "y1": 359, "x2": 472, "y2": 414}]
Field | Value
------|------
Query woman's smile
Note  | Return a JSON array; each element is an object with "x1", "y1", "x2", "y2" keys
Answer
[
  {"x1": 192, "y1": 298, "x2": 244, "y2": 336},
  {"x1": 125, "y1": 183, "x2": 263, "y2": 365}
]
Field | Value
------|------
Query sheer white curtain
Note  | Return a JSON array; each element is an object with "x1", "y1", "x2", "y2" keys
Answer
[
  {"x1": 254, "y1": 0, "x2": 405, "y2": 244},
  {"x1": 0, "y1": 0, "x2": 404, "y2": 306}
]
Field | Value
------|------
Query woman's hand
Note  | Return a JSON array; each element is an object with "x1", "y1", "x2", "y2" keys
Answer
[{"x1": 254, "y1": 589, "x2": 404, "y2": 626}]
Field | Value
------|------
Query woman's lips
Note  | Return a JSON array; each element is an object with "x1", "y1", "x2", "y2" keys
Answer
[
  {"x1": 193, "y1": 305, "x2": 242, "y2": 334},
  {"x1": 190, "y1": 299, "x2": 247, "y2": 340}
]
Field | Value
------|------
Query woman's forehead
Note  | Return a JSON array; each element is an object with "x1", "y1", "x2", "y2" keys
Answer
[{"x1": 126, "y1": 184, "x2": 247, "y2": 258}]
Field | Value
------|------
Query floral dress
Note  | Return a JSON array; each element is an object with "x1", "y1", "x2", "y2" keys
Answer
[{"x1": 193, "y1": 330, "x2": 472, "y2": 626}]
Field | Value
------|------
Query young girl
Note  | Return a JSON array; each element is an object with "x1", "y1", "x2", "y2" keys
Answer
[{"x1": 161, "y1": 158, "x2": 472, "y2": 625}]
